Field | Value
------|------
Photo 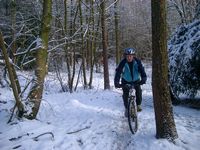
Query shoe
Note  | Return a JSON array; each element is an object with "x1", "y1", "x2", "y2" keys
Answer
[
  {"x1": 137, "y1": 105, "x2": 142, "y2": 112},
  {"x1": 124, "y1": 109, "x2": 128, "y2": 117}
]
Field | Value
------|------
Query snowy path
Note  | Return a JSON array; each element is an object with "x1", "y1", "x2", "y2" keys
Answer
[
  {"x1": 40, "y1": 90, "x2": 134, "y2": 150},
  {"x1": 1, "y1": 86, "x2": 199, "y2": 150},
  {"x1": 0, "y1": 62, "x2": 200, "y2": 150}
]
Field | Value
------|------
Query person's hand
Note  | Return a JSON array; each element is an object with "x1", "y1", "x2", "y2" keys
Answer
[{"x1": 115, "y1": 83, "x2": 122, "y2": 88}]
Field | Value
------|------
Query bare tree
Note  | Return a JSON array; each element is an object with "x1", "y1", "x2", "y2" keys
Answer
[
  {"x1": 0, "y1": 31, "x2": 24, "y2": 118},
  {"x1": 169, "y1": 0, "x2": 199, "y2": 23},
  {"x1": 120, "y1": 0, "x2": 152, "y2": 59},
  {"x1": 194, "y1": 0, "x2": 200, "y2": 19},
  {"x1": 27, "y1": 0, "x2": 52, "y2": 119},
  {"x1": 114, "y1": 0, "x2": 120, "y2": 65},
  {"x1": 79, "y1": 0, "x2": 87, "y2": 89},
  {"x1": 88, "y1": 0, "x2": 95, "y2": 89},
  {"x1": 9, "y1": 0, "x2": 22, "y2": 95},
  {"x1": 100, "y1": 0, "x2": 110, "y2": 90},
  {"x1": 151, "y1": 0, "x2": 178, "y2": 140},
  {"x1": 10, "y1": 0, "x2": 17, "y2": 64}
]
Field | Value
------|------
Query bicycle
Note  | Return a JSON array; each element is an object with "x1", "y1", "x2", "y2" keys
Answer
[{"x1": 122, "y1": 84, "x2": 138, "y2": 134}]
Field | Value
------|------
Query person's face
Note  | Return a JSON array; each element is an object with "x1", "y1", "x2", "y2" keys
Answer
[{"x1": 126, "y1": 54, "x2": 134, "y2": 62}]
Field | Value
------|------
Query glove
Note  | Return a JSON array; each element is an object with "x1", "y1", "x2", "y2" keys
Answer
[
  {"x1": 115, "y1": 82, "x2": 121, "y2": 88},
  {"x1": 139, "y1": 79, "x2": 146, "y2": 85}
]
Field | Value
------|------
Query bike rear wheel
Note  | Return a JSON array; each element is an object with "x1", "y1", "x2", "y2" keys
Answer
[{"x1": 127, "y1": 96, "x2": 138, "y2": 134}]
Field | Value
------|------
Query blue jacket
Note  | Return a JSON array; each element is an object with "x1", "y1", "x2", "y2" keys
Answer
[{"x1": 114, "y1": 58, "x2": 147, "y2": 85}]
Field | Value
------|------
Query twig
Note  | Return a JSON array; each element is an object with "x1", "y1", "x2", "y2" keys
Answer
[
  {"x1": 33, "y1": 132, "x2": 54, "y2": 141},
  {"x1": 74, "y1": 62, "x2": 83, "y2": 91},
  {"x1": 9, "y1": 133, "x2": 34, "y2": 141},
  {"x1": 7, "y1": 104, "x2": 17, "y2": 124},
  {"x1": 66, "y1": 126, "x2": 90, "y2": 134},
  {"x1": 12, "y1": 145, "x2": 21, "y2": 149}
]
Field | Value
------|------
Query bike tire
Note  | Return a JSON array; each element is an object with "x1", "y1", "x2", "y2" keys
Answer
[{"x1": 127, "y1": 96, "x2": 138, "y2": 134}]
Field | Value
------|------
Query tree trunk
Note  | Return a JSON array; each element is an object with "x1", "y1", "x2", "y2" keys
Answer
[
  {"x1": 10, "y1": 0, "x2": 17, "y2": 64},
  {"x1": 10, "y1": 0, "x2": 21, "y2": 94},
  {"x1": 151, "y1": 0, "x2": 178, "y2": 141},
  {"x1": 89, "y1": 0, "x2": 95, "y2": 89},
  {"x1": 70, "y1": 0, "x2": 74, "y2": 36},
  {"x1": 114, "y1": 0, "x2": 120, "y2": 65},
  {"x1": 66, "y1": 55, "x2": 72, "y2": 92},
  {"x1": 79, "y1": 0, "x2": 87, "y2": 88},
  {"x1": 71, "y1": 3, "x2": 79, "y2": 92},
  {"x1": 100, "y1": 1, "x2": 110, "y2": 90},
  {"x1": 94, "y1": 14, "x2": 101, "y2": 73},
  {"x1": 194, "y1": 0, "x2": 200, "y2": 20},
  {"x1": 64, "y1": 0, "x2": 67, "y2": 33},
  {"x1": 85, "y1": 0, "x2": 90, "y2": 69},
  {"x1": 64, "y1": 0, "x2": 73, "y2": 93},
  {"x1": 0, "y1": 31, "x2": 24, "y2": 117},
  {"x1": 27, "y1": 0, "x2": 52, "y2": 119},
  {"x1": 11, "y1": 64, "x2": 21, "y2": 94}
]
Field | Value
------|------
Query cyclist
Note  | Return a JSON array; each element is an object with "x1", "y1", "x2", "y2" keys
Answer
[{"x1": 114, "y1": 48, "x2": 147, "y2": 117}]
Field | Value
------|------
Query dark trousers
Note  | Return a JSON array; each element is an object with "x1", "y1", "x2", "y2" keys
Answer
[{"x1": 122, "y1": 85, "x2": 142, "y2": 109}]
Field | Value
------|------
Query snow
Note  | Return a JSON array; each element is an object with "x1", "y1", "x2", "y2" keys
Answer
[
  {"x1": 168, "y1": 20, "x2": 200, "y2": 97},
  {"x1": 0, "y1": 62, "x2": 200, "y2": 150}
]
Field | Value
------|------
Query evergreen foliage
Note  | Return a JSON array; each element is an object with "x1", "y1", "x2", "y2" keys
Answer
[{"x1": 168, "y1": 20, "x2": 200, "y2": 97}]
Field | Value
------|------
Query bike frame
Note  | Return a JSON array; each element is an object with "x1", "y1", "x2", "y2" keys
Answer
[{"x1": 126, "y1": 84, "x2": 138, "y2": 134}]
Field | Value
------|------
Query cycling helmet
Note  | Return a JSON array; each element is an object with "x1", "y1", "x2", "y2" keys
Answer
[{"x1": 124, "y1": 48, "x2": 136, "y2": 55}]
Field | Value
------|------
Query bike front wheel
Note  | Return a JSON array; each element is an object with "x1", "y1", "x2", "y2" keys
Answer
[{"x1": 127, "y1": 96, "x2": 138, "y2": 134}]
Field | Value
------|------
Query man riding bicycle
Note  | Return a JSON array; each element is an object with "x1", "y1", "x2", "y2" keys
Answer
[{"x1": 114, "y1": 48, "x2": 147, "y2": 117}]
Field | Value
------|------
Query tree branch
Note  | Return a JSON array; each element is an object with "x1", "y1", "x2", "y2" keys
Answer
[{"x1": 66, "y1": 126, "x2": 90, "y2": 134}]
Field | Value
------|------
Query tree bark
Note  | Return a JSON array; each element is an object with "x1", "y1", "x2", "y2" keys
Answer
[
  {"x1": 100, "y1": 1, "x2": 110, "y2": 90},
  {"x1": 79, "y1": 0, "x2": 87, "y2": 88},
  {"x1": 64, "y1": 0, "x2": 68, "y2": 33},
  {"x1": 10, "y1": 0, "x2": 21, "y2": 94},
  {"x1": 194, "y1": 0, "x2": 200, "y2": 20},
  {"x1": 114, "y1": 0, "x2": 120, "y2": 65},
  {"x1": 151, "y1": 0, "x2": 178, "y2": 140},
  {"x1": 0, "y1": 31, "x2": 24, "y2": 117},
  {"x1": 89, "y1": 0, "x2": 95, "y2": 89},
  {"x1": 64, "y1": 0, "x2": 73, "y2": 93},
  {"x1": 27, "y1": 0, "x2": 52, "y2": 119},
  {"x1": 10, "y1": 0, "x2": 17, "y2": 64}
]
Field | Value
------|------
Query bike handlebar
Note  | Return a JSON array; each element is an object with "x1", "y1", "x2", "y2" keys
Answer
[{"x1": 118, "y1": 82, "x2": 140, "y2": 89}]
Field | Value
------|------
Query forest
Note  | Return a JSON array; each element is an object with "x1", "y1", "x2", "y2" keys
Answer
[{"x1": 0, "y1": 0, "x2": 200, "y2": 149}]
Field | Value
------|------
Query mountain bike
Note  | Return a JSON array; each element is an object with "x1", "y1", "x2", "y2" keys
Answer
[{"x1": 123, "y1": 84, "x2": 138, "y2": 134}]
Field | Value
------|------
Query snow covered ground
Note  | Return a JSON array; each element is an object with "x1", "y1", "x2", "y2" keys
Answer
[{"x1": 0, "y1": 62, "x2": 199, "y2": 150}]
